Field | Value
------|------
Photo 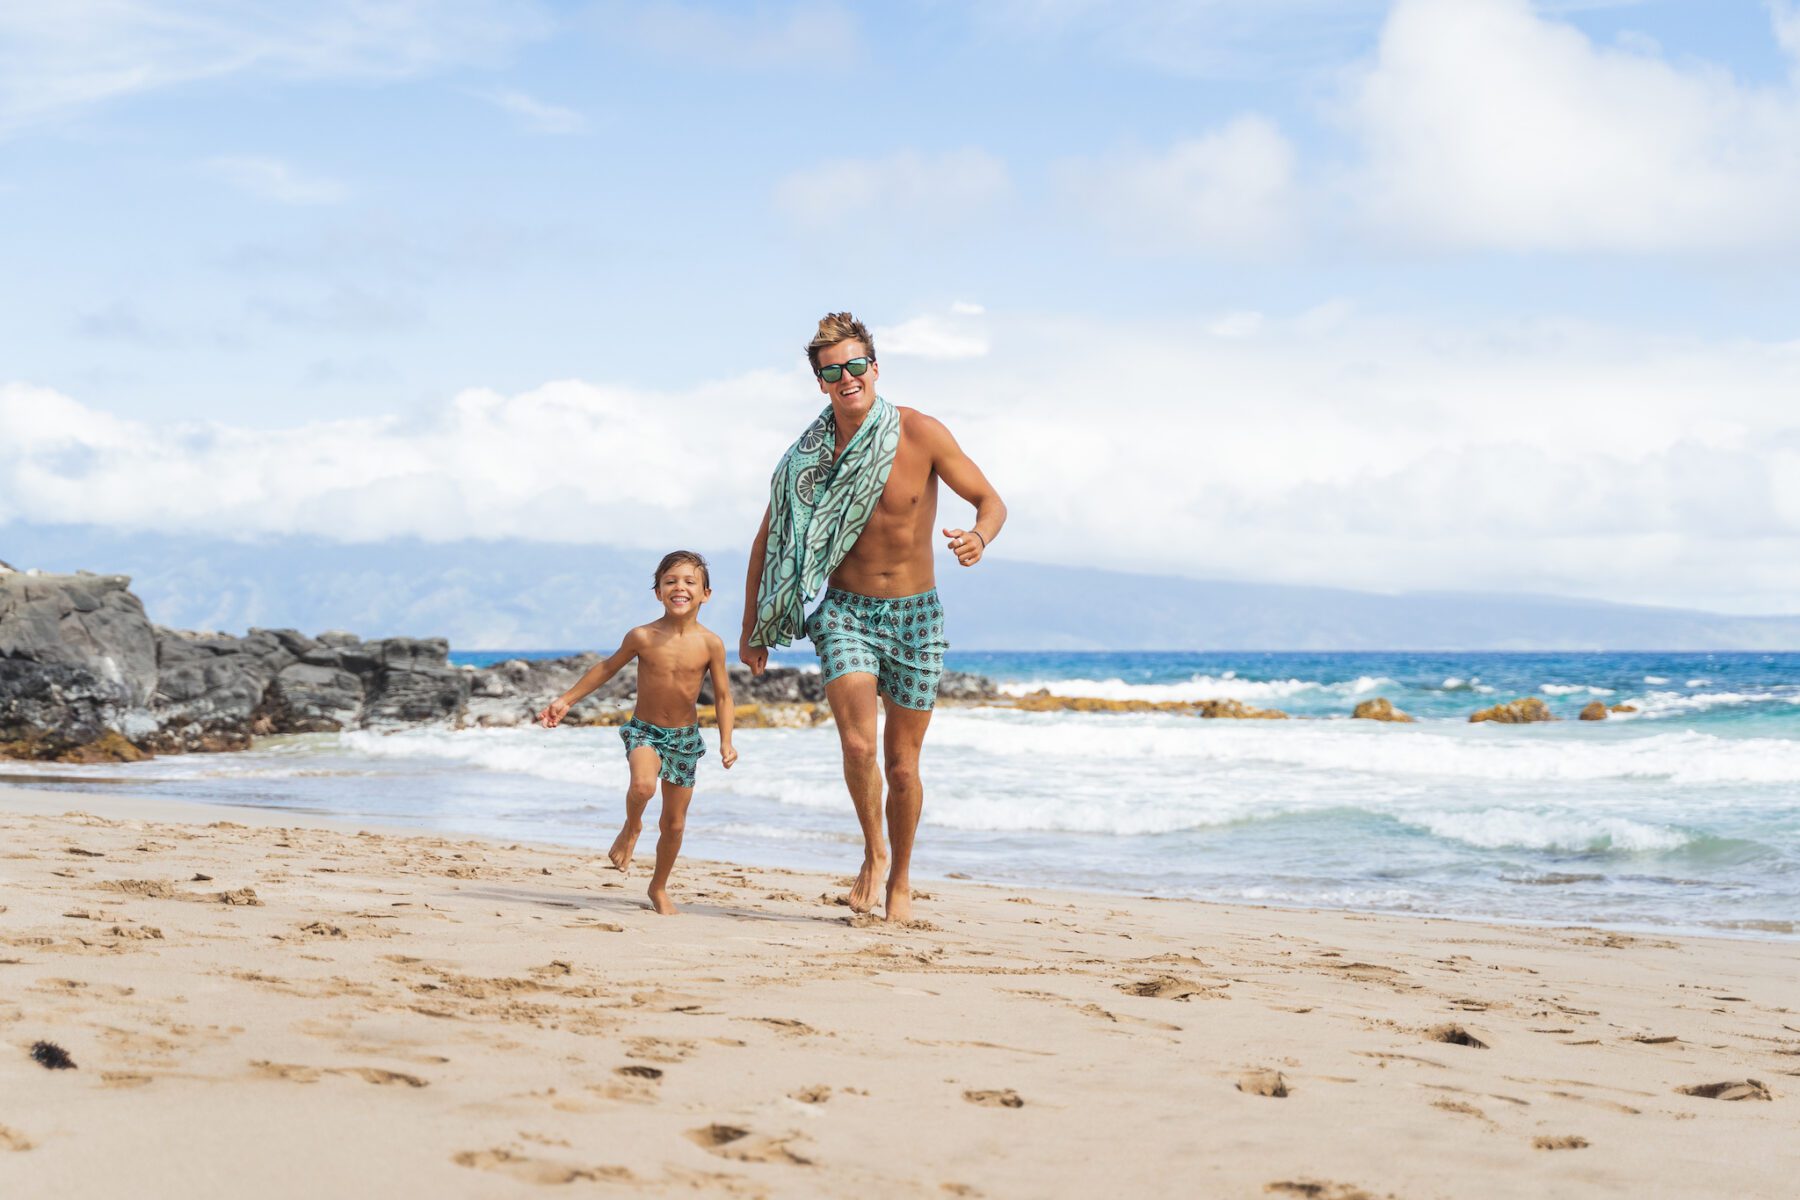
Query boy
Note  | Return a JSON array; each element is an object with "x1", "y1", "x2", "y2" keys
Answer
[{"x1": 537, "y1": 551, "x2": 737, "y2": 915}]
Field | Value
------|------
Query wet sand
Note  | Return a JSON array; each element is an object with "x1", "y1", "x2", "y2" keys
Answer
[{"x1": 1, "y1": 785, "x2": 1795, "y2": 1198}]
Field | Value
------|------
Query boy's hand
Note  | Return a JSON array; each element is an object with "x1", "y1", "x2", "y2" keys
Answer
[
  {"x1": 738, "y1": 639, "x2": 768, "y2": 675},
  {"x1": 537, "y1": 698, "x2": 571, "y2": 728},
  {"x1": 720, "y1": 741, "x2": 738, "y2": 770},
  {"x1": 944, "y1": 527, "x2": 984, "y2": 567}
]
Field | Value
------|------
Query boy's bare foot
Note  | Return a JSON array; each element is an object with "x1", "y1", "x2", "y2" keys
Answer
[
  {"x1": 848, "y1": 849, "x2": 888, "y2": 913},
  {"x1": 884, "y1": 877, "x2": 913, "y2": 923},
  {"x1": 608, "y1": 822, "x2": 641, "y2": 873},
  {"x1": 647, "y1": 884, "x2": 678, "y2": 915}
]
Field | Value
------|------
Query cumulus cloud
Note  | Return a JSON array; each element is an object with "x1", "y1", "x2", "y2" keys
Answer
[
  {"x1": 1057, "y1": 115, "x2": 1299, "y2": 254},
  {"x1": 1345, "y1": 0, "x2": 1800, "y2": 252},
  {"x1": 9, "y1": 310, "x2": 1800, "y2": 612},
  {"x1": 774, "y1": 148, "x2": 1010, "y2": 229},
  {"x1": 205, "y1": 156, "x2": 346, "y2": 205},
  {"x1": 0, "y1": 1, "x2": 553, "y2": 136},
  {"x1": 604, "y1": 0, "x2": 860, "y2": 68},
  {"x1": 476, "y1": 87, "x2": 584, "y2": 134},
  {"x1": 876, "y1": 306, "x2": 989, "y2": 360}
]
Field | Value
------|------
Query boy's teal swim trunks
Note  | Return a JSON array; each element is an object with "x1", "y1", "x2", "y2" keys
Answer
[
  {"x1": 619, "y1": 717, "x2": 705, "y2": 788},
  {"x1": 804, "y1": 587, "x2": 948, "y2": 711}
]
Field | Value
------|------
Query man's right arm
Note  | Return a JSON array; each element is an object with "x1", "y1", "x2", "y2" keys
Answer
[{"x1": 738, "y1": 506, "x2": 772, "y2": 675}]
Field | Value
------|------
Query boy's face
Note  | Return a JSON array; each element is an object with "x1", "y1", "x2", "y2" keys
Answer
[
  {"x1": 815, "y1": 338, "x2": 878, "y2": 418},
  {"x1": 655, "y1": 562, "x2": 710, "y2": 616}
]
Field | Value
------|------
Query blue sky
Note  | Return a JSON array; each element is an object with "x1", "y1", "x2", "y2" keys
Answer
[{"x1": 5, "y1": 1, "x2": 1800, "y2": 613}]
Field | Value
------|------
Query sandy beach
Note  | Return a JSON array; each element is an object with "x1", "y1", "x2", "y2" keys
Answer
[{"x1": 0, "y1": 784, "x2": 1794, "y2": 1199}]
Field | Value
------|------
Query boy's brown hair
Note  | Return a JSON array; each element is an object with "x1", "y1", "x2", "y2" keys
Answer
[
  {"x1": 805, "y1": 311, "x2": 876, "y2": 375},
  {"x1": 651, "y1": 550, "x2": 710, "y2": 593}
]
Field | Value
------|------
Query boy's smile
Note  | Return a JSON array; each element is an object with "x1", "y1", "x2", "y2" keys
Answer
[{"x1": 657, "y1": 566, "x2": 709, "y2": 616}]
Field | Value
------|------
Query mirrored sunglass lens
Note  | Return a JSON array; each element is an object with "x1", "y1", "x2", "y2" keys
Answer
[
  {"x1": 819, "y1": 365, "x2": 844, "y2": 382},
  {"x1": 844, "y1": 358, "x2": 870, "y2": 377}
]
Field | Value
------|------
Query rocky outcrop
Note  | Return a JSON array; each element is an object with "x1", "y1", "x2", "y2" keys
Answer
[
  {"x1": 1610, "y1": 703, "x2": 1637, "y2": 714},
  {"x1": 1352, "y1": 697, "x2": 1414, "y2": 723},
  {"x1": 1, "y1": 570, "x2": 1000, "y2": 759},
  {"x1": 1008, "y1": 691, "x2": 1288, "y2": 719},
  {"x1": 1469, "y1": 697, "x2": 1556, "y2": 724},
  {"x1": 1579, "y1": 701, "x2": 1609, "y2": 721}
]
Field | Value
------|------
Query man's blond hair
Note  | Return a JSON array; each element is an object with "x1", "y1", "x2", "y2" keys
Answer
[{"x1": 805, "y1": 311, "x2": 876, "y2": 375}]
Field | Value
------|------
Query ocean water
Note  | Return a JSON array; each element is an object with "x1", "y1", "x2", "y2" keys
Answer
[{"x1": 10, "y1": 650, "x2": 1798, "y2": 939}]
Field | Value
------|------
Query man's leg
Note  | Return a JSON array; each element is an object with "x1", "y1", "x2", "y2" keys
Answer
[
  {"x1": 610, "y1": 746, "x2": 662, "y2": 873},
  {"x1": 881, "y1": 698, "x2": 933, "y2": 923},
  {"x1": 825, "y1": 672, "x2": 886, "y2": 912},
  {"x1": 647, "y1": 780, "x2": 694, "y2": 915}
]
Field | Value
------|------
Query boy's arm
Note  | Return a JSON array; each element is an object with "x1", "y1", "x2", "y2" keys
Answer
[
  {"x1": 739, "y1": 505, "x2": 772, "y2": 674},
  {"x1": 709, "y1": 633, "x2": 737, "y2": 768},
  {"x1": 538, "y1": 631, "x2": 642, "y2": 727},
  {"x1": 918, "y1": 413, "x2": 1006, "y2": 567}
]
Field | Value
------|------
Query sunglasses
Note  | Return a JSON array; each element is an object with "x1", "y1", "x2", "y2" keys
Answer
[{"x1": 817, "y1": 357, "x2": 874, "y2": 383}]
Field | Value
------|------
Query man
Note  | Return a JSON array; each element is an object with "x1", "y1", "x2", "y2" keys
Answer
[{"x1": 740, "y1": 311, "x2": 1006, "y2": 922}]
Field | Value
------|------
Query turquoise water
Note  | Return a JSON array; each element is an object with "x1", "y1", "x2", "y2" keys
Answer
[{"x1": 13, "y1": 650, "x2": 1799, "y2": 938}]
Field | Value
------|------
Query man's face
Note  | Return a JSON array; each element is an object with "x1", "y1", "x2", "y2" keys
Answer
[
  {"x1": 655, "y1": 562, "x2": 709, "y2": 617},
  {"x1": 816, "y1": 338, "x2": 878, "y2": 418}
]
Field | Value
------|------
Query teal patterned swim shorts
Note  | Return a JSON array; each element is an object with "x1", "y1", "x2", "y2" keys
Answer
[
  {"x1": 619, "y1": 717, "x2": 705, "y2": 788},
  {"x1": 805, "y1": 587, "x2": 948, "y2": 711}
]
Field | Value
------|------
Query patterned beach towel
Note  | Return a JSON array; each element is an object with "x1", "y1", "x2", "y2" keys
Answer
[{"x1": 749, "y1": 395, "x2": 901, "y2": 647}]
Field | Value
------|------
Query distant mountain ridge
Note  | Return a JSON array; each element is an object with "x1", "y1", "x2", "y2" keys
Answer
[{"x1": 4, "y1": 524, "x2": 1799, "y2": 651}]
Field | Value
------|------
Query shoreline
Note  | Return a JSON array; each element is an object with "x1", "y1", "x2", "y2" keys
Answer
[
  {"x1": 3, "y1": 786, "x2": 1796, "y2": 1197},
  {"x1": 6, "y1": 779, "x2": 1796, "y2": 947}
]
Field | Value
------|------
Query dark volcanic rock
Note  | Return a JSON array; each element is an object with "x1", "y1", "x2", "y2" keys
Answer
[
  {"x1": 264, "y1": 662, "x2": 365, "y2": 732},
  {"x1": 0, "y1": 572, "x2": 159, "y2": 754},
  {"x1": 359, "y1": 638, "x2": 469, "y2": 726},
  {"x1": 2, "y1": 571, "x2": 1004, "y2": 756}
]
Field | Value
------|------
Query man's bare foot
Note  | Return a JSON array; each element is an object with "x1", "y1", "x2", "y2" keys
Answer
[
  {"x1": 848, "y1": 850, "x2": 888, "y2": 913},
  {"x1": 647, "y1": 884, "x2": 678, "y2": 915},
  {"x1": 885, "y1": 876, "x2": 913, "y2": 923},
  {"x1": 608, "y1": 822, "x2": 641, "y2": 873}
]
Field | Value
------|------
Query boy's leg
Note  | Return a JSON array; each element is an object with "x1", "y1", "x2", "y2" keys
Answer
[
  {"x1": 880, "y1": 697, "x2": 934, "y2": 923},
  {"x1": 825, "y1": 671, "x2": 885, "y2": 913},
  {"x1": 610, "y1": 746, "x2": 663, "y2": 873},
  {"x1": 647, "y1": 780, "x2": 695, "y2": 915}
]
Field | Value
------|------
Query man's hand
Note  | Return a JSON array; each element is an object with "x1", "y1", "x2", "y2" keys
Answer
[
  {"x1": 720, "y1": 740, "x2": 738, "y2": 769},
  {"x1": 944, "y1": 527, "x2": 985, "y2": 567},
  {"x1": 537, "y1": 698, "x2": 571, "y2": 728},
  {"x1": 739, "y1": 639, "x2": 768, "y2": 675}
]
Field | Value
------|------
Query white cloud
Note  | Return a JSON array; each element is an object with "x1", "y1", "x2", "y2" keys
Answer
[
  {"x1": 1057, "y1": 115, "x2": 1298, "y2": 254},
  {"x1": 606, "y1": 0, "x2": 860, "y2": 68},
  {"x1": 205, "y1": 156, "x2": 346, "y2": 205},
  {"x1": 10, "y1": 308, "x2": 1800, "y2": 613},
  {"x1": 774, "y1": 148, "x2": 1010, "y2": 229},
  {"x1": 1345, "y1": 0, "x2": 1800, "y2": 252},
  {"x1": 477, "y1": 87, "x2": 584, "y2": 134},
  {"x1": 0, "y1": 0, "x2": 552, "y2": 135},
  {"x1": 876, "y1": 307, "x2": 990, "y2": 360}
]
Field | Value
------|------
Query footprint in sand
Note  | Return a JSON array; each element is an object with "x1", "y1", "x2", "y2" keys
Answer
[
  {"x1": 1677, "y1": 1079, "x2": 1772, "y2": 1101},
  {"x1": 251, "y1": 1061, "x2": 427, "y2": 1087},
  {"x1": 788, "y1": 1085, "x2": 832, "y2": 1104},
  {"x1": 685, "y1": 1124, "x2": 813, "y2": 1165},
  {"x1": 625, "y1": 1036, "x2": 696, "y2": 1063},
  {"x1": 453, "y1": 1147, "x2": 633, "y2": 1185},
  {"x1": 1237, "y1": 1070, "x2": 1289, "y2": 1098},
  {"x1": 0, "y1": 1125, "x2": 35, "y2": 1152},
  {"x1": 962, "y1": 1088, "x2": 1024, "y2": 1108},
  {"x1": 1426, "y1": 1024, "x2": 1490, "y2": 1049},
  {"x1": 1117, "y1": 975, "x2": 1224, "y2": 1002},
  {"x1": 1264, "y1": 1183, "x2": 1383, "y2": 1200},
  {"x1": 1533, "y1": 1135, "x2": 1590, "y2": 1150}
]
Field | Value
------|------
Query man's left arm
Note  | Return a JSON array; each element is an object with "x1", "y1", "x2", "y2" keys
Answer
[{"x1": 921, "y1": 415, "x2": 1007, "y2": 567}]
